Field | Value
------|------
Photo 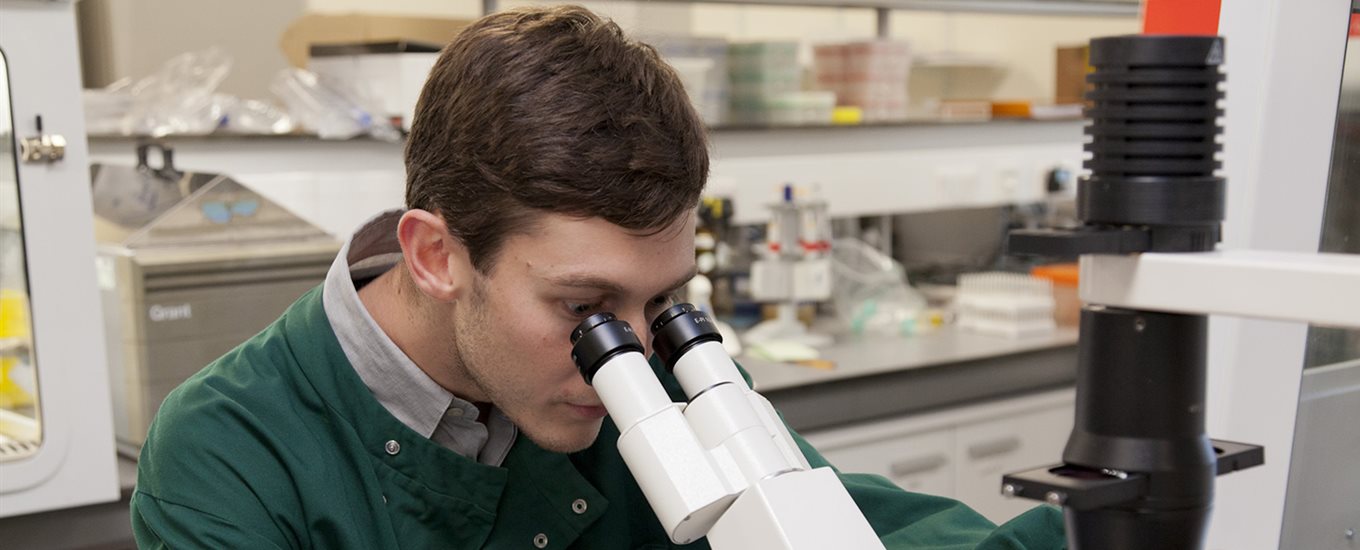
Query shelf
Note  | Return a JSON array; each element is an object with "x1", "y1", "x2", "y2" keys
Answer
[
  {"x1": 482, "y1": 0, "x2": 1139, "y2": 17},
  {"x1": 89, "y1": 117, "x2": 1086, "y2": 231},
  {"x1": 85, "y1": 116, "x2": 1085, "y2": 143},
  {"x1": 669, "y1": 0, "x2": 1139, "y2": 16}
]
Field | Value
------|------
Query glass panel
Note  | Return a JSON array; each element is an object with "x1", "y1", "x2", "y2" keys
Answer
[
  {"x1": 1303, "y1": 14, "x2": 1360, "y2": 369},
  {"x1": 0, "y1": 49, "x2": 43, "y2": 462},
  {"x1": 1281, "y1": 14, "x2": 1360, "y2": 550}
]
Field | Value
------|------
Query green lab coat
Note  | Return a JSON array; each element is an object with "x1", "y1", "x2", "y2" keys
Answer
[{"x1": 131, "y1": 287, "x2": 1066, "y2": 549}]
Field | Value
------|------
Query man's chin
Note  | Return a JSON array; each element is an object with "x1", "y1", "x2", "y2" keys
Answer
[{"x1": 522, "y1": 419, "x2": 604, "y2": 453}]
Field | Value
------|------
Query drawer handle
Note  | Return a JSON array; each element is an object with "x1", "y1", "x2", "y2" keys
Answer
[
  {"x1": 967, "y1": 437, "x2": 1022, "y2": 460},
  {"x1": 889, "y1": 455, "x2": 948, "y2": 477}
]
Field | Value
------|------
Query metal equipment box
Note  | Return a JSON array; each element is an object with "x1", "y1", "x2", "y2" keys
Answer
[{"x1": 91, "y1": 149, "x2": 340, "y2": 449}]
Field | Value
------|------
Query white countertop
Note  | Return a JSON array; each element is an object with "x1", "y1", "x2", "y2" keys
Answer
[{"x1": 740, "y1": 325, "x2": 1080, "y2": 392}]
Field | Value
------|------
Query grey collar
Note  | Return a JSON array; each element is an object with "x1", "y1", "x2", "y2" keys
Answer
[{"x1": 321, "y1": 209, "x2": 516, "y2": 465}]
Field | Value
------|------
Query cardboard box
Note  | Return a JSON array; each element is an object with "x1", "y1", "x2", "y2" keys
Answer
[
  {"x1": 279, "y1": 13, "x2": 474, "y2": 69},
  {"x1": 1055, "y1": 45, "x2": 1091, "y2": 105}
]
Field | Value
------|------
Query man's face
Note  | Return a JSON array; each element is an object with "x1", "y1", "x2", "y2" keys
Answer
[{"x1": 450, "y1": 213, "x2": 697, "y2": 453}]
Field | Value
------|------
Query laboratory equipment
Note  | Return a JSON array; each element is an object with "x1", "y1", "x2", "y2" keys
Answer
[
  {"x1": 93, "y1": 144, "x2": 339, "y2": 448},
  {"x1": 727, "y1": 42, "x2": 800, "y2": 126},
  {"x1": 1001, "y1": 33, "x2": 1360, "y2": 550},
  {"x1": 569, "y1": 304, "x2": 883, "y2": 549},
  {"x1": 0, "y1": 0, "x2": 120, "y2": 518},
  {"x1": 648, "y1": 35, "x2": 730, "y2": 125},
  {"x1": 813, "y1": 41, "x2": 911, "y2": 123},
  {"x1": 954, "y1": 272, "x2": 1055, "y2": 339},
  {"x1": 746, "y1": 186, "x2": 832, "y2": 347}
]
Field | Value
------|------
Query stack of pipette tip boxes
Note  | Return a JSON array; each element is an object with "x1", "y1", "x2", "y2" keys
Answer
[
  {"x1": 813, "y1": 40, "x2": 911, "y2": 123},
  {"x1": 955, "y1": 272, "x2": 1056, "y2": 338},
  {"x1": 649, "y1": 35, "x2": 730, "y2": 125},
  {"x1": 727, "y1": 42, "x2": 835, "y2": 126}
]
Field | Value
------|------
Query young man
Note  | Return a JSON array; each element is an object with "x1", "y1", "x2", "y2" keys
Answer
[{"x1": 132, "y1": 6, "x2": 1065, "y2": 548}]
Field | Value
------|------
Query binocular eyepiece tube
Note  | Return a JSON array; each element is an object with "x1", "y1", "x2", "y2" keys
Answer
[
  {"x1": 569, "y1": 312, "x2": 673, "y2": 433},
  {"x1": 569, "y1": 304, "x2": 881, "y2": 549}
]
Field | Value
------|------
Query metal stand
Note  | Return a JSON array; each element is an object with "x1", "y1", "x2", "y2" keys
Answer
[{"x1": 1003, "y1": 35, "x2": 1264, "y2": 550}]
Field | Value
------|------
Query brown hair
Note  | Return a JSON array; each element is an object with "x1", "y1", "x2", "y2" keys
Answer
[{"x1": 404, "y1": 5, "x2": 709, "y2": 273}]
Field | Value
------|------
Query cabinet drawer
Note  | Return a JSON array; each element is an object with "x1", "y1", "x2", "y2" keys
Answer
[
  {"x1": 953, "y1": 404, "x2": 1073, "y2": 523},
  {"x1": 814, "y1": 428, "x2": 956, "y2": 498}
]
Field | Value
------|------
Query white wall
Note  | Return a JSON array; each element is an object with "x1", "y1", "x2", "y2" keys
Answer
[
  {"x1": 79, "y1": 0, "x2": 1137, "y2": 104},
  {"x1": 82, "y1": 0, "x2": 305, "y2": 99},
  {"x1": 306, "y1": 0, "x2": 694, "y2": 35},
  {"x1": 302, "y1": 0, "x2": 1139, "y2": 101}
]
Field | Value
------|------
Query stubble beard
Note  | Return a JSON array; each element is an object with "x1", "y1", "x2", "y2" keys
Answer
[{"x1": 452, "y1": 280, "x2": 602, "y2": 454}]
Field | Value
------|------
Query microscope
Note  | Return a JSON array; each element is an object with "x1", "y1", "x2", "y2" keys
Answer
[
  {"x1": 571, "y1": 34, "x2": 1357, "y2": 550},
  {"x1": 570, "y1": 304, "x2": 884, "y2": 549},
  {"x1": 1000, "y1": 35, "x2": 1267, "y2": 549}
]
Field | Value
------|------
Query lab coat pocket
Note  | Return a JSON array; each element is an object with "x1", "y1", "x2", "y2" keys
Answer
[{"x1": 373, "y1": 462, "x2": 499, "y2": 549}]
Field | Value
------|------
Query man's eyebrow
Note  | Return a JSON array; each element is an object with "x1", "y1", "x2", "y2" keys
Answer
[
  {"x1": 547, "y1": 274, "x2": 626, "y2": 295},
  {"x1": 547, "y1": 266, "x2": 697, "y2": 296},
  {"x1": 662, "y1": 266, "x2": 699, "y2": 295}
]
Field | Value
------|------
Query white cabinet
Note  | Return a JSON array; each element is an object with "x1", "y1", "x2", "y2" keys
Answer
[
  {"x1": 817, "y1": 428, "x2": 955, "y2": 497},
  {"x1": 803, "y1": 388, "x2": 1074, "y2": 525},
  {"x1": 953, "y1": 403, "x2": 1072, "y2": 522}
]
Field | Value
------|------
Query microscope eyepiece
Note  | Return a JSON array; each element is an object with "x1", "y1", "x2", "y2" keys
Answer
[
  {"x1": 650, "y1": 304, "x2": 697, "y2": 334},
  {"x1": 570, "y1": 313, "x2": 644, "y2": 385},
  {"x1": 651, "y1": 303, "x2": 722, "y2": 371},
  {"x1": 572, "y1": 313, "x2": 618, "y2": 345}
]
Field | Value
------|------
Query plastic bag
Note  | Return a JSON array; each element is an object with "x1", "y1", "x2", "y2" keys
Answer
[
  {"x1": 831, "y1": 238, "x2": 928, "y2": 336},
  {"x1": 122, "y1": 48, "x2": 233, "y2": 136},
  {"x1": 271, "y1": 68, "x2": 399, "y2": 141},
  {"x1": 84, "y1": 78, "x2": 135, "y2": 135},
  {"x1": 214, "y1": 94, "x2": 294, "y2": 134}
]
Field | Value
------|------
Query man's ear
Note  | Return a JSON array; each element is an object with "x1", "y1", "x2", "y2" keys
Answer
[{"x1": 397, "y1": 209, "x2": 474, "y2": 303}]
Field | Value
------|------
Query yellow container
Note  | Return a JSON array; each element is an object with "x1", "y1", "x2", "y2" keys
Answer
[
  {"x1": 0, "y1": 289, "x2": 36, "y2": 408},
  {"x1": 832, "y1": 106, "x2": 863, "y2": 125}
]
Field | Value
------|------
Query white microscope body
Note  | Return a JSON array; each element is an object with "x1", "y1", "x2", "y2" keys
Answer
[{"x1": 569, "y1": 305, "x2": 884, "y2": 549}]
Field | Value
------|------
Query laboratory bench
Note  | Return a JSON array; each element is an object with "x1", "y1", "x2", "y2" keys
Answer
[
  {"x1": 740, "y1": 325, "x2": 1078, "y2": 432},
  {"x1": 0, "y1": 327, "x2": 1078, "y2": 549}
]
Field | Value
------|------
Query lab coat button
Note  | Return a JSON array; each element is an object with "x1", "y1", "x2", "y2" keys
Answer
[
  {"x1": 385, "y1": 440, "x2": 401, "y2": 455},
  {"x1": 534, "y1": 533, "x2": 549, "y2": 548},
  {"x1": 571, "y1": 499, "x2": 588, "y2": 514}
]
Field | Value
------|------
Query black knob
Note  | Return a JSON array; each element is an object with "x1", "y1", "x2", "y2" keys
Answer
[
  {"x1": 650, "y1": 303, "x2": 723, "y2": 371},
  {"x1": 570, "y1": 313, "x2": 644, "y2": 385}
]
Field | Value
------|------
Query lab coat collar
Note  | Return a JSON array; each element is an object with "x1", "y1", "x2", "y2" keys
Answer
[{"x1": 282, "y1": 287, "x2": 611, "y2": 547}]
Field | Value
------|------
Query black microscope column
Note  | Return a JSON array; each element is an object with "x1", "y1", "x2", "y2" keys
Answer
[
  {"x1": 1062, "y1": 34, "x2": 1226, "y2": 549},
  {"x1": 1064, "y1": 307, "x2": 1215, "y2": 549}
]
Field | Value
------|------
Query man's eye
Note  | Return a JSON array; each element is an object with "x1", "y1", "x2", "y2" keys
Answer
[
  {"x1": 649, "y1": 293, "x2": 677, "y2": 309},
  {"x1": 567, "y1": 302, "x2": 602, "y2": 317}
]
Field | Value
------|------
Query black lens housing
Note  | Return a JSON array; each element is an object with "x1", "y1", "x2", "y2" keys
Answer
[
  {"x1": 570, "y1": 313, "x2": 644, "y2": 385},
  {"x1": 650, "y1": 303, "x2": 723, "y2": 372}
]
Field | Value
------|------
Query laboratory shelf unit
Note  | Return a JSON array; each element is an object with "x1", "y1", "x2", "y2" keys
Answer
[
  {"x1": 89, "y1": 117, "x2": 1085, "y2": 236},
  {"x1": 479, "y1": 0, "x2": 1140, "y2": 36}
]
